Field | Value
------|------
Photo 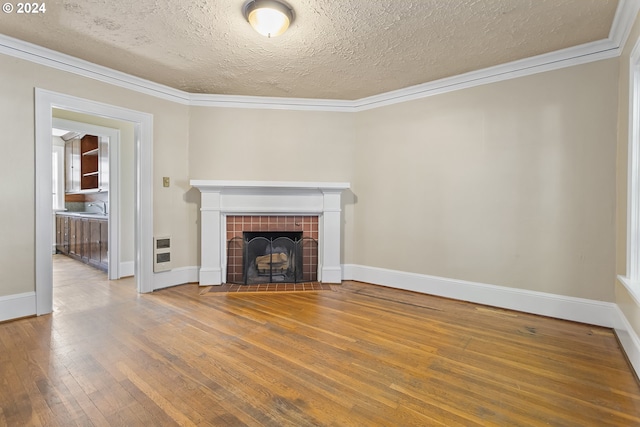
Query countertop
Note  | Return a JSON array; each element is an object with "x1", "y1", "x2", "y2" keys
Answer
[{"x1": 55, "y1": 211, "x2": 108, "y2": 220}]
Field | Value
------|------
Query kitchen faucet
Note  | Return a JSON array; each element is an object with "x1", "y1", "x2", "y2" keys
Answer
[{"x1": 88, "y1": 201, "x2": 107, "y2": 215}]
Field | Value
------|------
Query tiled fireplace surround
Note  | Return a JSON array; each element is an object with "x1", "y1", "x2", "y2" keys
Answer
[
  {"x1": 226, "y1": 215, "x2": 319, "y2": 283},
  {"x1": 190, "y1": 180, "x2": 350, "y2": 285}
]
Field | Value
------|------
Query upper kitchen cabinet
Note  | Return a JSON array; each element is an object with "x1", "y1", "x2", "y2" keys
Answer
[
  {"x1": 80, "y1": 135, "x2": 99, "y2": 190},
  {"x1": 66, "y1": 134, "x2": 108, "y2": 193},
  {"x1": 65, "y1": 137, "x2": 80, "y2": 193}
]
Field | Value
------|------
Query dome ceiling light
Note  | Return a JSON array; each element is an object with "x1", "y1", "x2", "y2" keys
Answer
[{"x1": 242, "y1": 0, "x2": 294, "y2": 38}]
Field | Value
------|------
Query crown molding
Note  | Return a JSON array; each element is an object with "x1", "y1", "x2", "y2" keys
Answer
[
  {"x1": 189, "y1": 93, "x2": 356, "y2": 112},
  {"x1": 0, "y1": 0, "x2": 638, "y2": 112},
  {"x1": 352, "y1": 39, "x2": 620, "y2": 111},
  {"x1": 0, "y1": 35, "x2": 191, "y2": 105},
  {"x1": 610, "y1": 0, "x2": 640, "y2": 48}
]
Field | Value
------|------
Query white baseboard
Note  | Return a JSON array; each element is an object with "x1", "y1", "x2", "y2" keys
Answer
[
  {"x1": 613, "y1": 306, "x2": 640, "y2": 378},
  {"x1": 153, "y1": 266, "x2": 199, "y2": 290},
  {"x1": 342, "y1": 264, "x2": 618, "y2": 327},
  {"x1": 321, "y1": 266, "x2": 343, "y2": 284},
  {"x1": 198, "y1": 267, "x2": 222, "y2": 286},
  {"x1": 343, "y1": 264, "x2": 640, "y2": 378},
  {"x1": 0, "y1": 292, "x2": 36, "y2": 322},
  {"x1": 119, "y1": 261, "x2": 135, "y2": 278}
]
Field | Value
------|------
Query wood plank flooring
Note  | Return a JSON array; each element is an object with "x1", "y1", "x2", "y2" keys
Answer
[{"x1": 0, "y1": 255, "x2": 639, "y2": 426}]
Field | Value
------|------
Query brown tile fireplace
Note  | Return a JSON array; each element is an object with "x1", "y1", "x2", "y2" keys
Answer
[{"x1": 226, "y1": 215, "x2": 319, "y2": 284}]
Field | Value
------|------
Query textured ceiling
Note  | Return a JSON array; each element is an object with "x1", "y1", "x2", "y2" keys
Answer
[{"x1": 0, "y1": 0, "x2": 618, "y2": 100}]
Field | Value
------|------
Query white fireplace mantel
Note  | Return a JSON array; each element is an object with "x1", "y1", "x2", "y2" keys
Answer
[{"x1": 190, "y1": 180, "x2": 350, "y2": 285}]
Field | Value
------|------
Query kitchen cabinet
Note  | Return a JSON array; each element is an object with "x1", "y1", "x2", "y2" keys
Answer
[
  {"x1": 68, "y1": 216, "x2": 82, "y2": 258},
  {"x1": 65, "y1": 135, "x2": 108, "y2": 193},
  {"x1": 55, "y1": 215, "x2": 69, "y2": 254},
  {"x1": 65, "y1": 138, "x2": 80, "y2": 193},
  {"x1": 81, "y1": 135, "x2": 99, "y2": 190},
  {"x1": 81, "y1": 218, "x2": 90, "y2": 264},
  {"x1": 88, "y1": 219, "x2": 108, "y2": 271},
  {"x1": 56, "y1": 213, "x2": 108, "y2": 272}
]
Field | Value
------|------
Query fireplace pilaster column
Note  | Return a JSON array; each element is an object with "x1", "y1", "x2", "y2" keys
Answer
[
  {"x1": 321, "y1": 190, "x2": 344, "y2": 283},
  {"x1": 199, "y1": 190, "x2": 223, "y2": 285}
]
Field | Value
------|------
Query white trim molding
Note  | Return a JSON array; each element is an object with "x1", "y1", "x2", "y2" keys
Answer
[
  {"x1": 613, "y1": 306, "x2": 640, "y2": 377},
  {"x1": 35, "y1": 89, "x2": 154, "y2": 317},
  {"x1": 0, "y1": 35, "x2": 190, "y2": 105},
  {"x1": 352, "y1": 40, "x2": 619, "y2": 111},
  {"x1": 618, "y1": 275, "x2": 640, "y2": 307},
  {"x1": 623, "y1": 34, "x2": 640, "y2": 306},
  {"x1": 343, "y1": 264, "x2": 618, "y2": 327},
  {"x1": 0, "y1": 292, "x2": 36, "y2": 323},
  {"x1": 610, "y1": 0, "x2": 640, "y2": 49},
  {"x1": 0, "y1": 0, "x2": 637, "y2": 112},
  {"x1": 120, "y1": 261, "x2": 135, "y2": 278},
  {"x1": 153, "y1": 267, "x2": 199, "y2": 291},
  {"x1": 189, "y1": 93, "x2": 356, "y2": 112}
]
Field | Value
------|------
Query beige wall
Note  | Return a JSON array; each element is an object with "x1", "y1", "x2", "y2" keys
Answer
[
  {"x1": 188, "y1": 106, "x2": 358, "y2": 263},
  {"x1": 616, "y1": 12, "x2": 640, "y2": 338},
  {"x1": 188, "y1": 107, "x2": 355, "y2": 182},
  {"x1": 0, "y1": 54, "x2": 190, "y2": 297},
  {"x1": 0, "y1": 42, "x2": 622, "y2": 308},
  {"x1": 352, "y1": 59, "x2": 618, "y2": 301}
]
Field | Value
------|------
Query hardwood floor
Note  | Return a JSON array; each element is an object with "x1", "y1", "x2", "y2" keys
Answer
[{"x1": 0, "y1": 255, "x2": 639, "y2": 426}]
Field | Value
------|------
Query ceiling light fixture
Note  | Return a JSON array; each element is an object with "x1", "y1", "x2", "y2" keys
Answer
[{"x1": 242, "y1": 0, "x2": 294, "y2": 38}]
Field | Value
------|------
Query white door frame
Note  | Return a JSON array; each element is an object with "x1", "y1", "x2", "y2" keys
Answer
[{"x1": 35, "y1": 88, "x2": 154, "y2": 315}]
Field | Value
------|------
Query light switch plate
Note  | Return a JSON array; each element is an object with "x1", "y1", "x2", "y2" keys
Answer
[{"x1": 163, "y1": 177, "x2": 170, "y2": 187}]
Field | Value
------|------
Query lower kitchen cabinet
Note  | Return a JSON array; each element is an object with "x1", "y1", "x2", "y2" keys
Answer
[
  {"x1": 56, "y1": 213, "x2": 108, "y2": 272},
  {"x1": 55, "y1": 215, "x2": 69, "y2": 254},
  {"x1": 88, "y1": 218, "x2": 108, "y2": 270}
]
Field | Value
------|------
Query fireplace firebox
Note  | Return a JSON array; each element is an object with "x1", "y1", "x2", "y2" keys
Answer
[
  {"x1": 245, "y1": 231, "x2": 301, "y2": 284},
  {"x1": 227, "y1": 231, "x2": 318, "y2": 284}
]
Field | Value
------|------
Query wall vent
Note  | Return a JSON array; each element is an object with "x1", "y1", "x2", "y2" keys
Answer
[{"x1": 154, "y1": 236, "x2": 172, "y2": 272}]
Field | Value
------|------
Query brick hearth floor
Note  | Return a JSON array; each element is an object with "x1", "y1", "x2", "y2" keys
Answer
[{"x1": 208, "y1": 282, "x2": 334, "y2": 294}]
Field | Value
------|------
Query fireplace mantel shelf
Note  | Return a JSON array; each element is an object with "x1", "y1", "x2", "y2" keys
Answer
[
  {"x1": 190, "y1": 180, "x2": 350, "y2": 192},
  {"x1": 191, "y1": 180, "x2": 350, "y2": 286}
]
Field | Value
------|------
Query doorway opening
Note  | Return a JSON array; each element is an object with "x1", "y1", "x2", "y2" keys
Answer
[
  {"x1": 51, "y1": 117, "x2": 123, "y2": 280},
  {"x1": 35, "y1": 89, "x2": 154, "y2": 316}
]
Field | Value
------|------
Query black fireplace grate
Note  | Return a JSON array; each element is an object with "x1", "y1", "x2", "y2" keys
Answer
[{"x1": 226, "y1": 232, "x2": 318, "y2": 284}]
